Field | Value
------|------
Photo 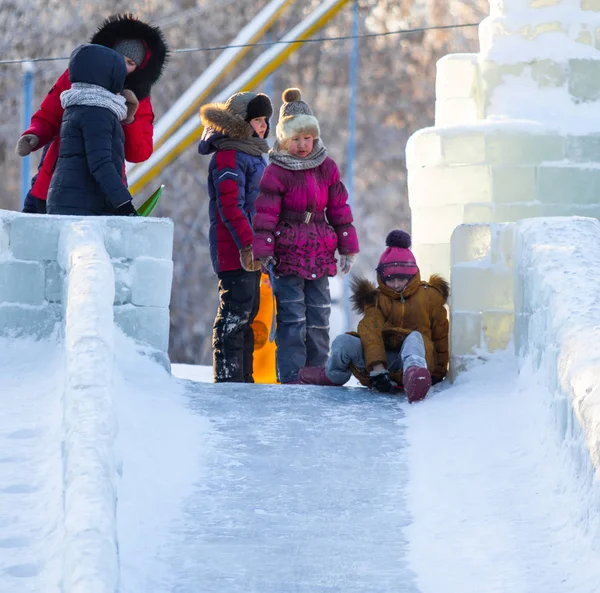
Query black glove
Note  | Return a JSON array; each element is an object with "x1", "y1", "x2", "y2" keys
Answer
[
  {"x1": 370, "y1": 369, "x2": 395, "y2": 393},
  {"x1": 117, "y1": 201, "x2": 139, "y2": 217}
]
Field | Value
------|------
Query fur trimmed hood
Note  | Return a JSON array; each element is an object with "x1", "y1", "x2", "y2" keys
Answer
[
  {"x1": 351, "y1": 273, "x2": 449, "y2": 313},
  {"x1": 90, "y1": 13, "x2": 168, "y2": 99},
  {"x1": 200, "y1": 103, "x2": 254, "y2": 140}
]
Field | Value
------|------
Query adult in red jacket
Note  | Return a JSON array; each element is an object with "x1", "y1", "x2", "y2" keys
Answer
[{"x1": 16, "y1": 14, "x2": 168, "y2": 213}]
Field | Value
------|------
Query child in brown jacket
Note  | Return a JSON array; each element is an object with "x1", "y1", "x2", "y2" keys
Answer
[{"x1": 297, "y1": 230, "x2": 449, "y2": 403}]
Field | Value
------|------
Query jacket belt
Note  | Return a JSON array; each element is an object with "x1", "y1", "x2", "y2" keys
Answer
[{"x1": 281, "y1": 209, "x2": 326, "y2": 223}]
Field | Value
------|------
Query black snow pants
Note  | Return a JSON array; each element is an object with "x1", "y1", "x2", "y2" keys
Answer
[{"x1": 213, "y1": 269, "x2": 261, "y2": 383}]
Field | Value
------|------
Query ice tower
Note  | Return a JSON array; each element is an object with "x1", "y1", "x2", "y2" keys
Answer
[{"x1": 407, "y1": 0, "x2": 600, "y2": 279}]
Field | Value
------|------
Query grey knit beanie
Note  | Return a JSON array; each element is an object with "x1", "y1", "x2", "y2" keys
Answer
[
  {"x1": 276, "y1": 88, "x2": 320, "y2": 142},
  {"x1": 113, "y1": 39, "x2": 146, "y2": 66},
  {"x1": 225, "y1": 92, "x2": 273, "y2": 121}
]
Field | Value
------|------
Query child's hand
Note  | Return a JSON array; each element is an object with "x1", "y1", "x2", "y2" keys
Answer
[
  {"x1": 117, "y1": 201, "x2": 139, "y2": 216},
  {"x1": 240, "y1": 245, "x2": 262, "y2": 272},
  {"x1": 369, "y1": 368, "x2": 395, "y2": 393},
  {"x1": 339, "y1": 253, "x2": 356, "y2": 274},
  {"x1": 121, "y1": 89, "x2": 139, "y2": 124},
  {"x1": 15, "y1": 134, "x2": 39, "y2": 157},
  {"x1": 260, "y1": 256, "x2": 277, "y2": 270}
]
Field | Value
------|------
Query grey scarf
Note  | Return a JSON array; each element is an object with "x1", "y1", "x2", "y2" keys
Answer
[
  {"x1": 60, "y1": 82, "x2": 127, "y2": 121},
  {"x1": 212, "y1": 134, "x2": 269, "y2": 157},
  {"x1": 268, "y1": 138, "x2": 328, "y2": 170}
]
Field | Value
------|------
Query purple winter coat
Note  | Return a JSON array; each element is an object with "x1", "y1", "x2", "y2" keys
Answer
[{"x1": 253, "y1": 157, "x2": 359, "y2": 279}]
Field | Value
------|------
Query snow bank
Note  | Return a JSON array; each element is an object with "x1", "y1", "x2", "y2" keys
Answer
[
  {"x1": 450, "y1": 216, "x2": 600, "y2": 476},
  {"x1": 59, "y1": 221, "x2": 119, "y2": 593},
  {"x1": 515, "y1": 217, "x2": 600, "y2": 474}
]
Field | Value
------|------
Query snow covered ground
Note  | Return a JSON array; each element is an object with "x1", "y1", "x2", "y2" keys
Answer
[
  {"x1": 1, "y1": 339, "x2": 599, "y2": 592},
  {"x1": 0, "y1": 336, "x2": 64, "y2": 593}
]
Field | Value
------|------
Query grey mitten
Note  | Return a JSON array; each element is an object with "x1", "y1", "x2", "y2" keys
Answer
[
  {"x1": 15, "y1": 134, "x2": 39, "y2": 157},
  {"x1": 121, "y1": 89, "x2": 139, "y2": 124},
  {"x1": 339, "y1": 253, "x2": 356, "y2": 274}
]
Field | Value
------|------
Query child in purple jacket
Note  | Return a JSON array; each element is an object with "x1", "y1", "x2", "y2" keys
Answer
[{"x1": 253, "y1": 88, "x2": 359, "y2": 384}]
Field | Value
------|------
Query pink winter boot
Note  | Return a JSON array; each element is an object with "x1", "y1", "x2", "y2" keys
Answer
[
  {"x1": 403, "y1": 366, "x2": 432, "y2": 403},
  {"x1": 297, "y1": 366, "x2": 340, "y2": 386}
]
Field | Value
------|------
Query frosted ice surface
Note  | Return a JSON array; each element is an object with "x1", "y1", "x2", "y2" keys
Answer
[
  {"x1": 44, "y1": 262, "x2": 63, "y2": 303},
  {"x1": 435, "y1": 98, "x2": 478, "y2": 127},
  {"x1": 491, "y1": 166, "x2": 536, "y2": 203},
  {"x1": 405, "y1": 128, "x2": 442, "y2": 169},
  {"x1": 104, "y1": 219, "x2": 173, "y2": 260},
  {"x1": 568, "y1": 59, "x2": 600, "y2": 101},
  {"x1": 537, "y1": 165, "x2": 600, "y2": 204},
  {"x1": 131, "y1": 258, "x2": 173, "y2": 308},
  {"x1": 113, "y1": 261, "x2": 132, "y2": 306},
  {"x1": 442, "y1": 133, "x2": 487, "y2": 165},
  {"x1": 412, "y1": 243, "x2": 451, "y2": 279},
  {"x1": 114, "y1": 305, "x2": 170, "y2": 352},
  {"x1": 490, "y1": 223, "x2": 515, "y2": 267},
  {"x1": 411, "y1": 205, "x2": 464, "y2": 244},
  {"x1": 408, "y1": 165, "x2": 491, "y2": 207},
  {"x1": 158, "y1": 383, "x2": 418, "y2": 593},
  {"x1": 0, "y1": 261, "x2": 45, "y2": 305},
  {"x1": 435, "y1": 54, "x2": 479, "y2": 101},
  {"x1": 450, "y1": 311, "x2": 482, "y2": 356},
  {"x1": 486, "y1": 132, "x2": 565, "y2": 165},
  {"x1": 482, "y1": 311, "x2": 515, "y2": 351},
  {"x1": 463, "y1": 202, "x2": 495, "y2": 223},
  {"x1": 0, "y1": 219, "x2": 8, "y2": 255},
  {"x1": 0, "y1": 305, "x2": 61, "y2": 339},
  {"x1": 566, "y1": 134, "x2": 600, "y2": 161},
  {"x1": 10, "y1": 216, "x2": 62, "y2": 262},
  {"x1": 451, "y1": 224, "x2": 492, "y2": 265},
  {"x1": 531, "y1": 59, "x2": 567, "y2": 87},
  {"x1": 451, "y1": 264, "x2": 514, "y2": 311}
]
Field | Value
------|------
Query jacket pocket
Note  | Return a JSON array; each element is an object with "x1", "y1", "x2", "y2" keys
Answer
[
  {"x1": 321, "y1": 223, "x2": 338, "y2": 252},
  {"x1": 274, "y1": 221, "x2": 297, "y2": 248}
]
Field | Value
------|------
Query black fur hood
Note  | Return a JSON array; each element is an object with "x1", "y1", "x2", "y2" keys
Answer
[{"x1": 90, "y1": 13, "x2": 168, "y2": 99}]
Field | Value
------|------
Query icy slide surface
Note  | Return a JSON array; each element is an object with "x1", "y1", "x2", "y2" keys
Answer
[{"x1": 150, "y1": 355, "x2": 600, "y2": 593}]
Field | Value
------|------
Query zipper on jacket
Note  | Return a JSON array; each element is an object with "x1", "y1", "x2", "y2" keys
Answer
[{"x1": 400, "y1": 292, "x2": 405, "y2": 329}]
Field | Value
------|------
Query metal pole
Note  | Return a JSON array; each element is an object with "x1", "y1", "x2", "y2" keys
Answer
[
  {"x1": 21, "y1": 61, "x2": 34, "y2": 208},
  {"x1": 265, "y1": 28, "x2": 275, "y2": 102},
  {"x1": 343, "y1": 0, "x2": 359, "y2": 331}
]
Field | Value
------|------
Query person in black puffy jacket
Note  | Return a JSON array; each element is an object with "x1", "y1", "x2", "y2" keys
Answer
[{"x1": 47, "y1": 44, "x2": 138, "y2": 216}]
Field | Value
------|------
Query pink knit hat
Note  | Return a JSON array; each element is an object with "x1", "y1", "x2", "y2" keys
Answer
[{"x1": 376, "y1": 230, "x2": 418, "y2": 279}]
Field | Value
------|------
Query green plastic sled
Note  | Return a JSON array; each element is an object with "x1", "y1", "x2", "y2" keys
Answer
[{"x1": 138, "y1": 185, "x2": 164, "y2": 217}]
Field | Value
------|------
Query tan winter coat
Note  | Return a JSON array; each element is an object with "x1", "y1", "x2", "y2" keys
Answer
[{"x1": 349, "y1": 272, "x2": 449, "y2": 386}]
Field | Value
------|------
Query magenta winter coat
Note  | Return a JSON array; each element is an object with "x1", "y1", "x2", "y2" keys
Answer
[{"x1": 253, "y1": 157, "x2": 359, "y2": 279}]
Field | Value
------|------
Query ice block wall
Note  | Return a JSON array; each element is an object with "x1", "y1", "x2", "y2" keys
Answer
[
  {"x1": 0, "y1": 210, "x2": 174, "y2": 368},
  {"x1": 407, "y1": 0, "x2": 600, "y2": 279},
  {"x1": 449, "y1": 222, "x2": 515, "y2": 377}
]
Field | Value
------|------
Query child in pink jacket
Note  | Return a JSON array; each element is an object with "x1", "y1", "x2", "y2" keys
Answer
[{"x1": 253, "y1": 88, "x2": 359, "y2": 384}]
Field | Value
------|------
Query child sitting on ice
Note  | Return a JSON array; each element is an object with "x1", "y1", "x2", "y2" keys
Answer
[
  {"x1": 252, "y1": 88, "x2": 359, "y2": 384},
  {"x1": 298, "y1": 230, "x2": 449, "y2": 403}
]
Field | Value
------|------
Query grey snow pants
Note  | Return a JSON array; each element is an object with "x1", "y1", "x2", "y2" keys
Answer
[{"x1": 326, "y1": 331, "x2": 428, "y2": 385}]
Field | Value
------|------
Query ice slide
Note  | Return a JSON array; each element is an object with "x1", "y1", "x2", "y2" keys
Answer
[
  {"x1": 1, "y1": 214, "x2": 600, "y2": 592},
  {"x1": 127, "y1": 0, "x2": 350, "y2": 196}
]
